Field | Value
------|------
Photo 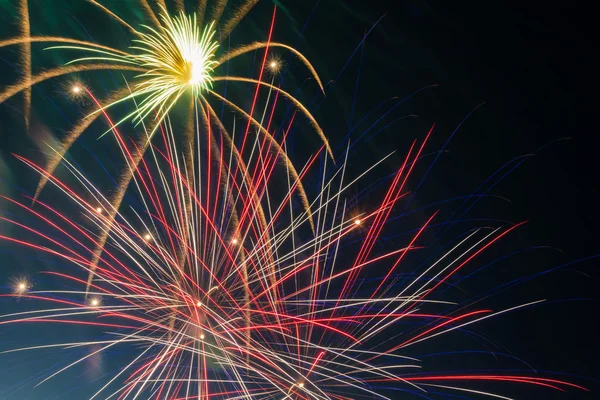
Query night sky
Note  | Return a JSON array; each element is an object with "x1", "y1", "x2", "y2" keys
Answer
[{"x1": 0, "y1": 0, "x2": 596, "y2": 399}]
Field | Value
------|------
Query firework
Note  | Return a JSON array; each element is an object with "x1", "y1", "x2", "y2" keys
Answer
[
  {"x1": 66, "y1": 12, "x2": 221, "y2": 132},
  {"x1": 11, "y1": 276, "x2": 31, "y2": 296},
  {"x1": 0, "y1": 89, "x2": 586, "y2": 399},
  {"x1": 0, "y1": 1, "x2": 588, "y2": 399}
]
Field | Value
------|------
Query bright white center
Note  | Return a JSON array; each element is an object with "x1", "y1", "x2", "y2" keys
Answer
[{"x1": 188, "y1": 60, "x2": 203, "y2": 84}]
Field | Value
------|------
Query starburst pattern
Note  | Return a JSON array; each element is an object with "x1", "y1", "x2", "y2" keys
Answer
[{"x1": 60, "y1": 10, "x2": 220, "y2": 133}]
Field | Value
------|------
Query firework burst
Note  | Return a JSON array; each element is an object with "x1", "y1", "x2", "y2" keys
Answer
[
  {"x1": 0, "y1": 1, "x2": 589, "y2": 399},
  {"x1": 0, "y1": 85, "x2": 587, "y2": 398},
  {"x1": 60, "y1": 10, "x2": 221, "y2": 133}
]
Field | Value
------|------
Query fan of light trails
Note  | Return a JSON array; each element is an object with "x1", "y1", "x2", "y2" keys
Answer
[{"x1": 0, "y1": 85, "x2": 586, "y2": 399}]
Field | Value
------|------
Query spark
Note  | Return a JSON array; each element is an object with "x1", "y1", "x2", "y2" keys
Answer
[
  {"x1": 354, "y1": 218, "x2": 362, "y2": 225},
  {"x1": 143, "y1": 233, "x2": 152, "y2": 241},
  {"x1": 267, "y1": 56, "x2": 283, "y2": 74},
  {"x1": 71, "y1": 85, "x2": 81, "y2": 94},
  {"x1": 88, "y1": 296, "x2": 102, "y2": 308},
  {"x1": 12, "y1": 277, "x2": 30, "y2": 295},
  {"x1": 16, "y1": 282, "x2": 27, "y2": 294}
]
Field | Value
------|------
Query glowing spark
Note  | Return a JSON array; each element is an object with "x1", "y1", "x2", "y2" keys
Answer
[
  {"x1": 71, "y1": 85, "x2": 81, "y2": 94},
  {"x1": 268, "y1": 60, "x2": 281, "y2": 74},
  {"x1": 88, "y1": 297, "x2": 102, "y2": 308},
  {"x1": 354, "y1": 219, "x2": 362, "y2": 225},
  {"x1": 12, "y1": 278, "x2": 30, "y2": 295},
  {"x1": 144, "y1": 233, "x2": 152, "y2": 241},
  {"x1": 199, "y1": 333, "x2": 205, "y2": 340},
  {"x1": 96, "y1": 206, "x2": 102, "y2": 213},
  {"x1": 231, "y1": 238, "x2": 238, "y2": 245},
  {"x1": 266, "y1": 55, "x2": 283, "y2": 74}
]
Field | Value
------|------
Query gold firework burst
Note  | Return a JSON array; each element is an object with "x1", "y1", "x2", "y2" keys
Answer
[{"x1": 58, "y1": 10, "x2": 221, "y2": 134}]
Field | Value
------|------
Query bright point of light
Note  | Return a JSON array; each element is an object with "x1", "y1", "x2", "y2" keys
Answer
[
  {"x1": 89, "y1": 297, "x2": 101, "y2": 307},
  {"x1": 298, "y1": 382, "x2": 304, "y2": 388},
  {"x1": 200, "y1": 333, "x2": 205, "y2": 340},
  {"x1": 196, "y1": 301, "x2": 202, "y2": 307},
  {"x1": 144, "y1": 233, "x2": 152, "y2": 241},
  {"x1": 14, "y1": 279, "x2": 30, "y2": 295},
  {"x1": 354, "y1": 219, "x2": 361, "y2": 225},
  {"x1": 72, "y1": 85, "x2": 81, "y2": 93},
  {"x1": 231, "y1": 238, "x2": 238, "y2": 245},
  {"x1": 267, "y1": 57, "x2": 282, "y2": 73},
  {"x1": 96, "y1": 207, "x2": 103, "y2": 213}
]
